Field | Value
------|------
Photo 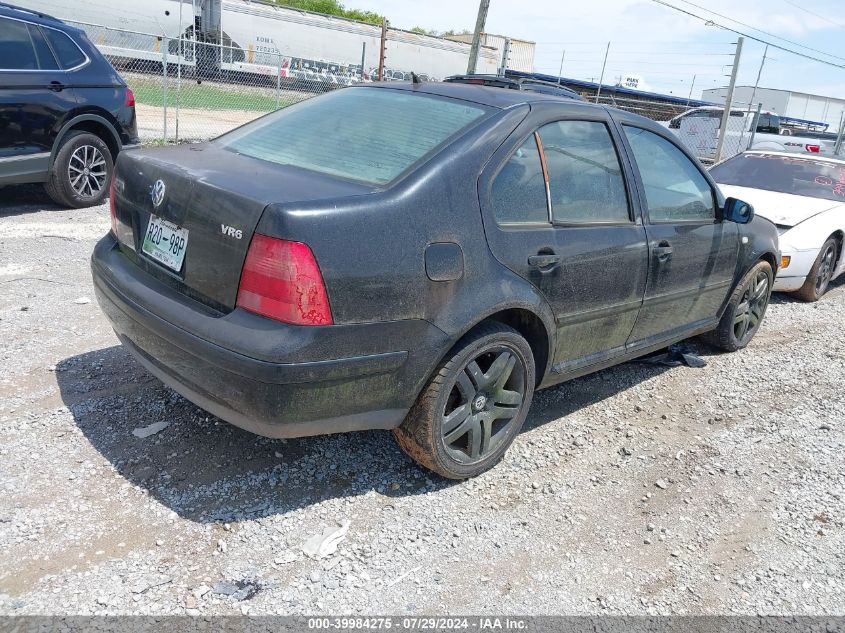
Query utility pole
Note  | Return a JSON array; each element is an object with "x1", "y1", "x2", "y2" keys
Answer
[
  {"x1": 467, "y1": 0, "x2": 491, "y2": 74},
  {"x1": 686, "y1": 74, "x2": 696, "y2": 106},
  {"x1": 595, "y1": 42, "x2": 610, "y2": 103},
  {"x1": 498, "y1": 37, "x2": 511, "y2": 76},
  {"x1": 557, "y1": 49, "x2": 565, "y2": 85},
  {"x1": 377, "y1": 19, "x2": 387, "y2": 81},
  {"x1": 748, "y1": 44, "x2": 768, "y2": 111},
  {"x1": 835, "y1": 111, "x2": 845, "y2": 156},
  {"x1": 715, "y1": 36, "x2": 744, "y2": 163}
]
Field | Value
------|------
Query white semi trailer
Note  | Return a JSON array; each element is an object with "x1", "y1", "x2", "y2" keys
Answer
[{"x1": 14, "y1": 0, "x2": 499, "y2": 83}]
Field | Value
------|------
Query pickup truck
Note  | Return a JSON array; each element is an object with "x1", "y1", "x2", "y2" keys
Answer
[{"x1": 663, "y1": 107, "x2": 829, "y2": 156}]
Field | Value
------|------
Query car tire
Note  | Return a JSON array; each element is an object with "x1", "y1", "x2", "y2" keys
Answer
[
  {"x1": 794, "y1": 238, "x2": 838, "y2": 302},
  {"x1": 702, "y1": 260, "x2": 773, "y2": 352},
  {"x1": 44, "y1": 131, "x2": 113, "y2": 209},
  {"x1": 393, "y1": 322, "x2": 535, "y2": 480}
]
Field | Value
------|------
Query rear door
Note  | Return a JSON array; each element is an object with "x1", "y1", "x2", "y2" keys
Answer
[
  {"x1": 619, "y1": 123, "x2": 739, "y2": 348},
  {"x1": 0, "y1": 15, "x2": 75, "y2": 183},
  {"x1": 480, "y1": 104, "x2": 649, "y2": 372}
]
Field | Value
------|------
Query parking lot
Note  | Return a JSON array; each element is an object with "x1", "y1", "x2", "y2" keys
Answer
[{"x1": 0, "y1": 186, "x2": 843, "y2": 616}]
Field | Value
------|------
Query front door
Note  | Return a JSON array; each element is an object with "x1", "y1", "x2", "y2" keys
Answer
[
  {"x1": 0, "y1": 16, "x2": 76, "y2": 183},
  {"x1": 480, "y1": 108, "x2": 649, "y2": 373},
  {"x1": 620, "y1": 125, "x2": 739, "y2": 347}
]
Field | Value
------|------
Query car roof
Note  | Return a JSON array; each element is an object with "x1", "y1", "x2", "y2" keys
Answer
[
  {"x1": 0, "y1": 2, "x2": 81, "y2": 33},
  {"x1": 741, "y1": 150, "x2": 845, "y2": 166},
  {"x1": 360, "y1": 80, "x2": 608, "y2": 109}
]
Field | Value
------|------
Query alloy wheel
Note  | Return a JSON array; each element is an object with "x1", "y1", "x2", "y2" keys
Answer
[
  {"x1": 441, "y1": 345, "x2": 526, "y2": 465},
  {"x1": 68, "y1": 145, "x2": 108, "y2": 198},
  {"x1": 815, "y1": 243, "x2": 836, "y2": 296},
  {"x1": 734, "y1": 270, "x2": 770, "y2": 342}
]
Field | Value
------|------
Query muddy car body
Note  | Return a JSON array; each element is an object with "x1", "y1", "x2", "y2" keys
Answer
[{"x1": 92, "y1": 82, "x2": 779, "y2": 478}]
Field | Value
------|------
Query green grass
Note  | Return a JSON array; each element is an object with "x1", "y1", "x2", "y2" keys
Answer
[{"x1": 131, "y1": 80, "x2": 288, "y2": 111}]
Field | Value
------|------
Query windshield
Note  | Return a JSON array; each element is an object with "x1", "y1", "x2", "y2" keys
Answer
[
  {"x1": 218, "y1": 87, "x2": 491, "y2": 186},
  {"x1": 711, "y1": 153, "x2": 845, "y2": 202}
]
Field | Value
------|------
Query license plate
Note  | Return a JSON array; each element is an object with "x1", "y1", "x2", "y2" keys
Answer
[{"x1": 142, "y1": 214, "x2": 188, "y2": 272}]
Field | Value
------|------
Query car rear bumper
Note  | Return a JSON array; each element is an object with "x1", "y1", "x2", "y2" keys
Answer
[{"x1": 91, "y1": 234, "x2": 448, "y2": 438}]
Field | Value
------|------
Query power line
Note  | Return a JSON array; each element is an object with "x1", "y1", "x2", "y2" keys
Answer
[
  {"x1": 674, "y1": 0, "x2": 845, "y2": 62},
  {"x1": 782, "y1": 0, "x2": 845, "y2": 30},
  {"x1": 648, "y1": 0, "x2": 845, "y2": 70}
]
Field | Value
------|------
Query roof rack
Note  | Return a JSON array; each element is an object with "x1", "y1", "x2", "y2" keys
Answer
[{"x1": 0, "y1": 2, "x2": 57, "y2": 21}]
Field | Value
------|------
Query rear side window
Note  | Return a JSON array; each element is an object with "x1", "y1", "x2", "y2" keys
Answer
[
  {"x1": 28, "y1": 25, "x2": 59, "y2": 70},
  {"x1": 43, "y1": 28, "x2": 86, "y2": 69},
  {"x1": 219, "y1": 87, "x2": 490, "y2": 185},
  {"x1": 491, "y1": 135, "x2": 549, "y2": 224},
  {"x1": 0, "y1": 17, "x2": 38, "y2": 70},
  {"x1": 539, "y1": 121, "x2": 629, "y2": 223},
  {"x1": 624, "y1": 126, "x2": 715, "y2": 222}
]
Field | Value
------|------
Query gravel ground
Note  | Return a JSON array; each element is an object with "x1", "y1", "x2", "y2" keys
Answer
[{"x1": 1, "y1": 185, "x2": 843, "y2": 616}]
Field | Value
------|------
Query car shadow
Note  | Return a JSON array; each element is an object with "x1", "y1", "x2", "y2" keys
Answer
[
  {"x1": 57, "y1": 343, "x2": 679, "y2": 524},
  {"x1": 0, "y1": 184, "x2": 66, "y2": 216}
]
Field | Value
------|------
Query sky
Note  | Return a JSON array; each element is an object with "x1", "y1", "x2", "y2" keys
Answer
[{"x1": 351, "y1": 0, "x2": 845, "y2": 101}]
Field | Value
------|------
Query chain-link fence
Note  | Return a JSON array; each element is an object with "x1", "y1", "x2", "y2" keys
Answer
[
  {"x1": 69, "y1": 20, "x2": 354, "y2": 144},
  {"x1": 66, "y1": 19, "x2": 845, "y2": 160}
]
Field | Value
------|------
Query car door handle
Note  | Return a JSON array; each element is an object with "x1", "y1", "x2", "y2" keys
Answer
[
  {"x1": 528, "y1": 254, "x2": 561, "y2": 270},
  {"x1": 49, "y1": 81, "x2": 65, "y2": 92},
  {"x1": 653, "y1": 242, "x2": 674, "y2": 262}
]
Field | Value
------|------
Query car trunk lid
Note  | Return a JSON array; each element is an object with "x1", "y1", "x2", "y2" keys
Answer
[{"x1": 113, "y1": 143, "x2": 373, "y2": 310}]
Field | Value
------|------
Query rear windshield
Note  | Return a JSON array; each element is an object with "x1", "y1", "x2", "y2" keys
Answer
[
  {"x1": 711, "y1": 153, "x2": 845, "y2": 202},
  {"x1": 218, "y1": 87, "x2": 490, "y2": 185}
]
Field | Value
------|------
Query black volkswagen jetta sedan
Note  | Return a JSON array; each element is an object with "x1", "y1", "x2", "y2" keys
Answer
[{"x1": 92, "y1": 83, "x2": 778, "y2": 479}]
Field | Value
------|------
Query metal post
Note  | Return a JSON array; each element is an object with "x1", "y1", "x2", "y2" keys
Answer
[
  {"x1": 686, "y1": 74, "x2": 696, "y2": 106},
  {"x1": 175, "y1": 0, "x2": 183, "y2": 143},
  {"x1": 557, "y1": 49, "x2": 565, "y2": 85},
  {"x1": 175, "y1": 41, "x2": 182, "y2": 143},
  {"x1": 276, "y1": 54, "x2": 281, "y2": 109},
  {"x1": 747, "y1": 103, "x2": 763, "y2": 149},
  {"x1": 595, "y1": 42, "x2": 610, "y2": 103},
  {"x1": 835, "y1": 111, "x2": 845, "y2": 155},
  {"x1": 466, "y1": 0, "x2": 490, "y2": 74},
  {"x1": 498, "y1": 38, "x2": 511, "y2": 76},
  {"x1": 162, "y1": 36, "x2": 169, "y2": 143},
  {"x1": 360, "y1": 42, "x2": 366, "y2": 81},
  {"x1": 377, "y1": 20, "x2": 387, "y2": 81},
  {"x1": 748, "y1": 44, "x2": 768, "y2": 113},
  {"x1": 715, "y1": 37, "x2": 744, "y2": 163}
]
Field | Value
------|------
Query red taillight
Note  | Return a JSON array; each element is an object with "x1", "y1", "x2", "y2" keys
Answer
[
  {"x1": 108, "y1": 176, "x2": 118, "y2": 236},
  {"x1": 125, "y1": 87, "x2": 135, "y2": 107},
  {"x1": 805, "y1": 144, "x2": 820, "y2": 153},
  {"x1": 236, "y1": 234, "x2": 333, "y2": 326}
]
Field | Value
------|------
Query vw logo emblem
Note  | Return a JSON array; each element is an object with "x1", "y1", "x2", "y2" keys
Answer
[{"x1": 151, "y1": 179, "x2": 166, "y2": 208}]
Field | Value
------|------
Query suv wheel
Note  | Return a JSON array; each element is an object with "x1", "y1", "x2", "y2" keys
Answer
[
  {"x1": 44, "y1": 131, "x2": 113, "y2": 208},
  {"x1": 703, "y1": 260, "x2": 773, "y2": 352},
  {"x1": 393, "y1": 322, "x2": 535, "y2": 479},
  {"x1": 795, "y1": 238, "x2": 838, "y2": 302}
]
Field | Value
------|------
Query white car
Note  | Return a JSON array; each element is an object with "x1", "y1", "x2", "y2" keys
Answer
[{"x1": 711, "y1": 151, "x2": 845, "y2": 301}]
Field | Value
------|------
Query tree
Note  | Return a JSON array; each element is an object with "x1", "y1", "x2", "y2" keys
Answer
[{"x1": 272, "y1": 0, "x2": 385, "y2": 25}]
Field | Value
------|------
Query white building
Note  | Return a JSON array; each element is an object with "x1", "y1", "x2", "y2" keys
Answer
[
  {"x1": 446, "y1": 33, "x2": 536, "y2": 73},
  {"x1": 702, "y1": 86, "x2": 845, "y2": 131}
]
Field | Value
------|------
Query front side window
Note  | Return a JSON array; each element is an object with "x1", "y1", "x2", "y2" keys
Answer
[
  {"x1": 491, "y1": 135, "x2": 549, "y2": 224},
  {"x1": 0, "y1": 18, "x2": 38, "y2": 70},
  {"x1": 624, "y1": 126, "x2": 715, "y2": 222},
  {"x1": 43, "y1": 28, "x2": 86, "y2": 69},
  {"x1": 539, "y1": 120, "x2": 629, "y2": 224},
  {"x1": 219, "y1": 87, "x2": 490, "y2": 186}
]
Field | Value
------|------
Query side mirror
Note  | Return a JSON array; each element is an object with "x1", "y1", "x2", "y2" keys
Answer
[{"x1": 723, "y1": 197, "x2": 754, "y2": 224}]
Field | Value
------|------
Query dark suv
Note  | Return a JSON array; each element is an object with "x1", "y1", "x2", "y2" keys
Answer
[
  {"x1": 91, "y1": 83, "x2": 778, "y2": 479},
  {"x1": 0, "y1": 3, "x2": 138, "y2": 207}
]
